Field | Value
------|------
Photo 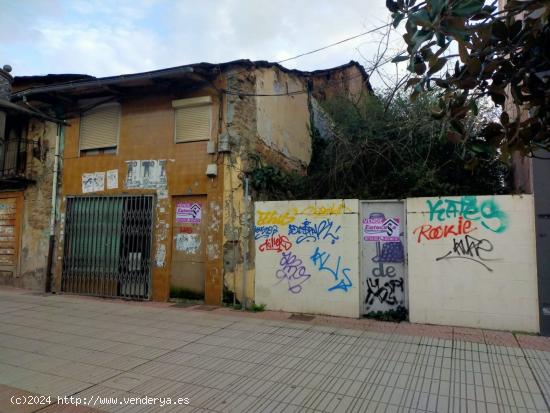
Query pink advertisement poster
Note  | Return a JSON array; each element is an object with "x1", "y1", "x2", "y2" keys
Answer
[{"x1": 176, "y1": 202, "x2": 202, "y2": 224}]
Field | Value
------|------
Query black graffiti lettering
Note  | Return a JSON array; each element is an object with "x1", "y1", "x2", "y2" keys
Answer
[
  {"x1": 365, "y1": 278, "x2": 404, "y2": 308},
  {"x1": 436, "y1": 235, "x2": 495, "y2": 272}
]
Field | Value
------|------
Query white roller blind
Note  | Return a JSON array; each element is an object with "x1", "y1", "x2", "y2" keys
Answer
[
  {"x1": 172, "y1": 96, "x2": 211, "y2": 143},
  {"x1": 79, "y1": 103, "x2": 120, "y2": 150}
]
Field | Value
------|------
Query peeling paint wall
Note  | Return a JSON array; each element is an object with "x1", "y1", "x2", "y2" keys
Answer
[{"x1": 0, "y1": 119, "x2": 58, "y2": 290}]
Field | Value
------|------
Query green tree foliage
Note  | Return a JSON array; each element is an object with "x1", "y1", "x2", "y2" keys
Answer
[
  {"x1": 250, "y1": 92, "x2": 510, "y2": 200},
  {"x1": 387, "y1": 0, "x2": 550, "y2": 158}
]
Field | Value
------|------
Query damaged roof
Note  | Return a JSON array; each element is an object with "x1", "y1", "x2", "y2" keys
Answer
[{"x1": 12, "y1": 59, "x2": 371, "y2": 100}]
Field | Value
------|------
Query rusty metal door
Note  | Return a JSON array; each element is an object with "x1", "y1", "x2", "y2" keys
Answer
[
  {"x1": 361, "y1": 200, "x2": 407, "y2": 315},
  {"x1": 0, "y1": 193, "x2": 22, "y2": 283},
  {"x1": 171, "y1": 196, "x2": 207, "y2": 298}
]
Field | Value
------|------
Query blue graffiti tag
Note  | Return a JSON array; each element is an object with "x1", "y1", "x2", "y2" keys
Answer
[
  {"x1": 427, "y1": 196, "x2": 508, "y2": 233},
  {"x1": 254, "y1": 225, "x2": 279, "y2": 240},
  {"x1": 288, "y1": 219, "x2": 341, "y2": 244},
  {"x1": 310, "y1": 246, "x2": 352, "y2": 292}
]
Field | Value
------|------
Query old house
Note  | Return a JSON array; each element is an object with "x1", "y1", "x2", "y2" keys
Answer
[
  {"x1": 0, "y1": 65, "x2": 68, "y2": 291},
  {"x1": 11, "y1": 60, "x2": 370, "y2": 304}
]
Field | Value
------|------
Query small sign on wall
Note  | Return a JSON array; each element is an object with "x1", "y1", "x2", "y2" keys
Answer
[
  {"x1": 176, "y1": 202, "x2": 202, "y2": 224},
  {"x1": 363, "y1": 216, "x2": 400, "y2": 242},
  {"x1": 106, "y1": 170, "x2": 118, "y2": 189},
  {"x1": 82, "y1": 172, "x2": 105, "y2": 193}
]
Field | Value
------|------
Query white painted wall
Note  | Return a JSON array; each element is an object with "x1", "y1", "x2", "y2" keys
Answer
[
  {"x1": 407, "y1": 195, "x2": 539, "y2": 332},
  {"x1": 254, "y1": 199, "x2": 360, "y2": 318}
]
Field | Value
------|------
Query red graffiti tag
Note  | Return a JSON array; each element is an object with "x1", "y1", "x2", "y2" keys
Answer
[
  {"x1": 178, "y1": 227, "x2": 193, "y2": 234},
  {"x1": 258, "y1": 235, "x2": 293, "y2": 253},
  {"x1": 413, "y1": 217, "x2": 476, "y2": 242}
]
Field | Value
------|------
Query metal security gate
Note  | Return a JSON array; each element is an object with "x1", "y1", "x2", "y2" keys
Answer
[{"x1": 62, "y1": 195, "x2": 153, "y2": 299}]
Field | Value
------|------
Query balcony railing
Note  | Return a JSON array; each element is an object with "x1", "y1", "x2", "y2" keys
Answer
[{"x1": 0, "y1": 138, "x2": 29, "y2": 179}]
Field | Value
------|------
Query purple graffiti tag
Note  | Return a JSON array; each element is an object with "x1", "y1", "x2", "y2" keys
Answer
[
  {"x1": 288, "y1": 219, "x2": 341, "y2": 245},
  {"x1": 275, "y1": 251, "x2": 311, "y2": 294},
  {"x1": 310, "y1": 246, "x2": 352, "y2": 292}
]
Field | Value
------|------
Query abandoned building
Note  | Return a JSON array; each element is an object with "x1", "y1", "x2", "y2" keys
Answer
[
  {"x1": 0, "y1": 65, "x2": 69, "y2": 291},
  {"x1": 8, "y1": 60, "x2": 371, "y2": 304}
]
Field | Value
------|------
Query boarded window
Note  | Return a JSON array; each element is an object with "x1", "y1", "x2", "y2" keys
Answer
[
  {"x1": 172, "y1": 96, "x2": 211, "y2": 143},
  {"x1": 79, "y1": 103, "x2": 120, "y2": 151}
]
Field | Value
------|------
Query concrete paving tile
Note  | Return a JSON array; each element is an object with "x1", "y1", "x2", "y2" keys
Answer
[{"x1": 2, "y1": 289, "x2": 550, "y2": 413}]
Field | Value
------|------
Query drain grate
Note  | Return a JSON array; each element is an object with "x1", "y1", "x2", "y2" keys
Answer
[
  {"x1": 289, "y1": 313, "x2": 315, "y2": 321},
  {"x1": 193, "y1": 305, "x2": 219, "y2": 311}
]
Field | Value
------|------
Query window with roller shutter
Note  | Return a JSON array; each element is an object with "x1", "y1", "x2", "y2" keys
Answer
[
  {"x1": 79, "y1": 103, "x2": 120, "y2": 153},
  {"x1": 172, "y1": 96, "x2": 211, "y2": 143}
]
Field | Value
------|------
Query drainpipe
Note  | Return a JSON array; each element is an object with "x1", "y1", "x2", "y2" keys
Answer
[
  {"x1": 45, "y1": 123, "x2": 61, "y2": 293},
  {"x1": 241, "y1": 176, "x2": 250, "y2": 310}
]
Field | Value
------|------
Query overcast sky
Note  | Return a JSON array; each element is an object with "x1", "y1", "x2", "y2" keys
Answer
[{"x1": 1, "y1": 0, "x2": 406, "y2": 89}]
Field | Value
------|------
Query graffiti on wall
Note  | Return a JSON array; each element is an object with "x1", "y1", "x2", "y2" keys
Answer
[
  {"x1": 258, "y1": 235, "x2": 292, "y2": 253},
  {"x1": 362, "y1": 211, "x2": 406, "y2": 312},
  {"x1": 310, "y1": 247, "x2": 352, "y2": 292},
  {"x1": 256, "y1": 202, "x2": 352, "y2": 295},
  {"x1": 256, "y1": 203, "x2": 350, "y2": 226},
  {"x1": 436, "y1": 235, "x2": 495, "y2": 272},
  {"x1": 288, "y1": 219, "x2": 341, "y2": 245},
  {"x1": 365, "y1": 278, "x2": 404, "y2": 309},
  {"x1": 413, "y1": 196, "x2": 506, "y2": 272},
  {"x1": 255, "y1": 225, "x2": 278, "y2": 240},
  {"x1": 426, "y1": 196, "x2": 508, "y2": 233},
  {"x1": 275, "y1": 251, "x2": 311, "y2": 294}
]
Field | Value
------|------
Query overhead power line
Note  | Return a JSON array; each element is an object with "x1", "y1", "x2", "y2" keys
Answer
[
  {"x1": 222, "y1": 22, "x2": 393, "y2": 92},
  {"x1": 275, "y1": 23, "x2": 392, "y2": 65}
]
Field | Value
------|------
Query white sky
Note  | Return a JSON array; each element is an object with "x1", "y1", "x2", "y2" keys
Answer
[{"x1": 1, "y1": 0, "x2": 407, "y2": 89}]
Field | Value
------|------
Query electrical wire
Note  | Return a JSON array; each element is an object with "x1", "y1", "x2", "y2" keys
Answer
[{"x1": 222, "y1": 22, "x2": 393, "y2": 90}]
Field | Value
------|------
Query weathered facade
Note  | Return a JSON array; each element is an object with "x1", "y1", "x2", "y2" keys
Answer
[
  {"x1": 0, "y1": 66, "x2": 62, "y2": 290},
  {"x1": 12, "y1": 60, "x2": 370, "y2": 304}
]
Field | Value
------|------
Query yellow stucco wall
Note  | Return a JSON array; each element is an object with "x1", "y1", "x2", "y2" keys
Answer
[{"x1": 255, "y1": 68, "x2": 311, "y2": 168}]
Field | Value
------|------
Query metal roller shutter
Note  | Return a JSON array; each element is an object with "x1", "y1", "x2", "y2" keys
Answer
[
  {"x1": 79, "y1": 103, "x2": 120, "y2": 150},
  {"x1": 172, "y1": 96, "x2": 211, "y2": 143}
]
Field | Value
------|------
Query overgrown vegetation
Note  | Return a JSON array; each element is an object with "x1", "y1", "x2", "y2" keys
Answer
[
  {"x1": 250, "y1": 90, "x2": 510, "y2": 200},
  {"x1": 249, "y1": 303, "x2": 266, "y2": 312},
  {"x1": 225, "y1": 301, "x2": 266, "y2": 312},
  {"x1": 365, "y1": 305, "x2": 408, "y2": 322},
  {"x1": 388, "y1": 0, "x2": 550, "y2": 157}
]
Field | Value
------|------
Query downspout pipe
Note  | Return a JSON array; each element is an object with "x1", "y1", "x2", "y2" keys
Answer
[
  {"x1": 45, "y1": 122, "x2": 61, "y2": 293},
  {"x1": 241, "y1": 176, "x2": 250, "y2": 310}
]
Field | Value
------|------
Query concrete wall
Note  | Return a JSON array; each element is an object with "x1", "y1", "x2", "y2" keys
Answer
[
  {"x1": 407, "y1": 195, "x2": 539, "y2": 332},
  {"x1": 254, "y1": 199, "x2": 360, "y2": 318}
]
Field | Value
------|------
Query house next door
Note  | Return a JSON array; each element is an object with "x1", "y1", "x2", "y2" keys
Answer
[{"x1": 171, "y1": 196, "x2": 206, "y2": 299}]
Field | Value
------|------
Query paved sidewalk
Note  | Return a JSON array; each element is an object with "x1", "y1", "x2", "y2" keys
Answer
[{"x1": 0, "y1": 288, "x2": 549, "y2": 412}]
